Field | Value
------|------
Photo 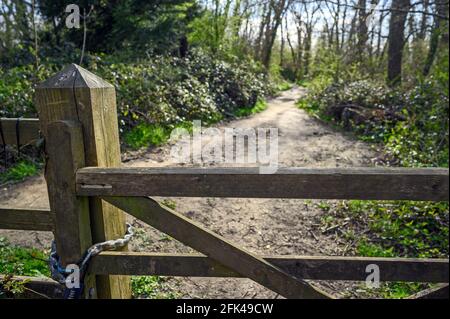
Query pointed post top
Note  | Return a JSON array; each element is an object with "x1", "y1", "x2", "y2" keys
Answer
[{"x1": 37, "y1": 63, "x2": 114, "y2": 89}]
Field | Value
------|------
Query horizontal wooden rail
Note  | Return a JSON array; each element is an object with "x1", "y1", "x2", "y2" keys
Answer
[
  {"x1": 0, "y1": 207, "x2": 54, "y2": 231},
  {"x1": 77, "y1": 167, "x2": 449, "y2": 201},
  {"x1": 104, "y1": 196, "x2": 332, "y2": 298},
  {"x1": 0, "y1": 118, "x2": 41, "y2": 146},
  {"x1": 91, "y1": 252, "x2": 449, "y2": 283}
]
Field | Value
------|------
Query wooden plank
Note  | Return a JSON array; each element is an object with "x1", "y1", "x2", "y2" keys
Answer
[
  {"x1": 42, "y1": 121, "x2": 96, "y2": 298},
  {"x1": 103, "y1": 196, "x2": 333, "y2": 299},
  {"x1": 0, "y1": 275, "x2": 63, "y2": 299},
  {"x1": 0, "y1": 118, "x2": 40, "y2": 146},
  {"x1": 77, "y1": 167, "x2": 449, "y2": 201},
  {"x1": 91, "y1": 252, "x2": 449, "y2": 283},
  {"x1": 44, "y1": 122, "x2": 92, "y2": 264},
  {"x1": 0, "y1": 207, "x2": 54, "y2": 231},
  {"x1": 36, "y1": 64, "x2": 130, "y2": 299},
  {"x1": 407, "y1": 284, "x2": 449, "y2": 299}
]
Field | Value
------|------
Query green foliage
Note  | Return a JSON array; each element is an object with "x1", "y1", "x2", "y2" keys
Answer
[
  {"x1": 0, "y1": 238, "x2": 49, "y2": 277},
  {"x1": 309, "y1": 48, "x2": 376, "y2": 85},
  {"x1": 355, "y1": 199, "x2": 448, "y2": 298},
  {"x1": 309, "y1": 48, "x2": 343, "y2": 84},
  {"x1": 124, "y1": 124, "x2": 170, "y2": 149},
  {"x1": 1, "y1": 49, "x2": 272, "y2": 149},
  {"x1": 385, "y1": 79, "x2": 449, "y2": 167},
  {"x1": 377, "y1": 282, "x2": 429, "y2": 299},
  {"x1": 0, "y1": 161, "x2": 39, "y2": 184},
  {"x1": 345, "y1": 200, "x2": 449, "y2": 259},
  {"x1": 131, "y1": 276, "x2": 179, "y2": 299},
  {"x1": 187, "y1": 2, "x2": 250, "y2": 60},
  {"x1": 317, "y1": 202, "x2": 331, "y2": 212},
  {"x1": 188, "y1": 10, "x2": 222, "y2": 53},
  {"x1": 356, "y1": 241, "x2": 396, "y2": 257},
  {"x1": 0, "y1": 275, "x2": 28, "y2": 299},
  {"x1": 320, "y1": 198, "x2": 448, "y2": 260},
  {"x1": 301, "y1": 37, "x2": 449, "y2": 168},
  {"x1": 303, "y1": 72, "x2": 450, "y2": 297},
  {"x1": 90, "y1": 52, "x2": 224, "y2": 130},
  {"x1": 299, "y1": 77, "x2": 449, "y2": 167},
  {"x1": 182, "y1": 51, "x2": 271, "y2": 115},
  {"x1": 0, "y1": 64, "x2": 58, "y2": 117},
  {"x1": 161, "y1": 199, "x2": 177, "y2": 210},
  {"x1": 307, "y1": 51, "x2": 450, "y2": 268},
  {"x1": 322, "y1": 199, "x2": 449, "y2": 298},
  {"x1": 276, "y1": 81, "x2": 293, "y2": 92},
  {"x1": 233, "y1": 99, "x2": 267, "y2": 117},
  {"x1": 355, "y1": 279, "x2": 429, "y2": 299},
  {"x1": 33, "y1": 0, "x2": 201, "y2": 56}
]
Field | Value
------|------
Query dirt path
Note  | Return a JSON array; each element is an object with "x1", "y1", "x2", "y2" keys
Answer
[{"x1": 0, "y1": 87, "x2": 379, "y2": 298}]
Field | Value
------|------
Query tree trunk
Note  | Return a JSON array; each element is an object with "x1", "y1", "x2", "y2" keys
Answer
[
  {"x1": 303, "y1": 25, "x2": 312, "y2": 78},
  {"x1": 280, "y1": 20, "x2": 285, "y2": 67},
  {"x1": 422, "y1": 0, "x2": 449, "y2": 76},
  {"x1": 356, "y1": 0, "x2": 368, "y2": 61},
  {"x1": 255, "y1": 3, "x2": 269, "y2": 60},
  {"x1": 261, "y1": 0, "x2": 290, "y2": 69},
  {"x1": 387, "y1": 0, "x2": 410, "y2": 86},
  {"x1": 418, "y1": 0, "x2": 429, "y2": 40},
  {"x1": 340, "y1": 0, "x2": 348, "y2": 52}
]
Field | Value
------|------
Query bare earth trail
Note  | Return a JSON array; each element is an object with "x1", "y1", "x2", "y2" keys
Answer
[{"x1": 0, "y1": 87, "x2": 379, "y2": 298}]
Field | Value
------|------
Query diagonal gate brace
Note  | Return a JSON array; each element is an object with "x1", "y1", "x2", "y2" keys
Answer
[{"x1": 103, "y1": 196, "x2": 333, "y2": 299}]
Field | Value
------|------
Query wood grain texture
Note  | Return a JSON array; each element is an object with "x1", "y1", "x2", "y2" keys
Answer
[
  {"x1": 43, "y1": 121, "x2": 96, "y2": 298},
  {"x1": 91, "y1": 252, "x2": 449, "y2": 283},
  {"x1": 0, "y1": 207, "x2": 54, "y2": 231},
  {"x1": 45, "y1": 122, "x2": 92, "y2": 264},
  {"x1": 0, "y1": 118, "x2": 40, "y2": 146},
  {"x1": 103, "y1": 196, "x2": 333, "y2": 299},
  {"x1": 35, "y1": 64, "x2": 130, "y2": 299},
  {"x1": 77, "y1": 167, "x2": 449, "y2": 201}
]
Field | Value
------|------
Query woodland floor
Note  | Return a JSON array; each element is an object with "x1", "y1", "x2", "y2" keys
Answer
[{"x1": 0, "y1": 87, "x2": 382, "y2": 298}]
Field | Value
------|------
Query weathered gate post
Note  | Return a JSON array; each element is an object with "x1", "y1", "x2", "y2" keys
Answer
[{"x1": 35, "y1": 64, "x2": 131, "y2": 299}]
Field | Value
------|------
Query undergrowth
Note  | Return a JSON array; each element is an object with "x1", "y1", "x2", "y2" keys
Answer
[
  {"x1": 125, "y1": 97, "x2": 269, "y2": 149},
  {"x1": 276, "y1": 81, "x2": 293, "y2": 92},
  {"x1": 233, "y1": 99, "x2": 268, "y2": 117},
  {"x1": 314, "y1": 199, "x2": 449, "y2": 298},
  {"x1": 0, "y1": 237, "x2": 50, "y2": 298},
  {"x1": 0, "y1": 238, "x2": 49, "y2": 277},
  {"x1": 300, "y1": 67, "x2": 449, "y2": 298},
  {"x1": 1, "y1": 50, "x2": 274, "y2": 151},
  {"x1": 131, "y1": 276, "x2": 179, "y2": 299},
  {"x1": 124, "y1": 124, "x2": 172, "y2": 149},
  {"x1": 0, "y1": 160, "x2": 39, "y2": 184}
]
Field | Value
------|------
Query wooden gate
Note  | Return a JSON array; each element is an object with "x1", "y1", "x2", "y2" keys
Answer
[{"x1": 1, "y1": 64, "x2": 448, "y2": 299}]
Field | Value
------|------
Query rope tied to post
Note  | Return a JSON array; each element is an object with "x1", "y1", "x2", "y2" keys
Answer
[{"x1": 49, "y1": 223, "x2": 134, "y2": 299}]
